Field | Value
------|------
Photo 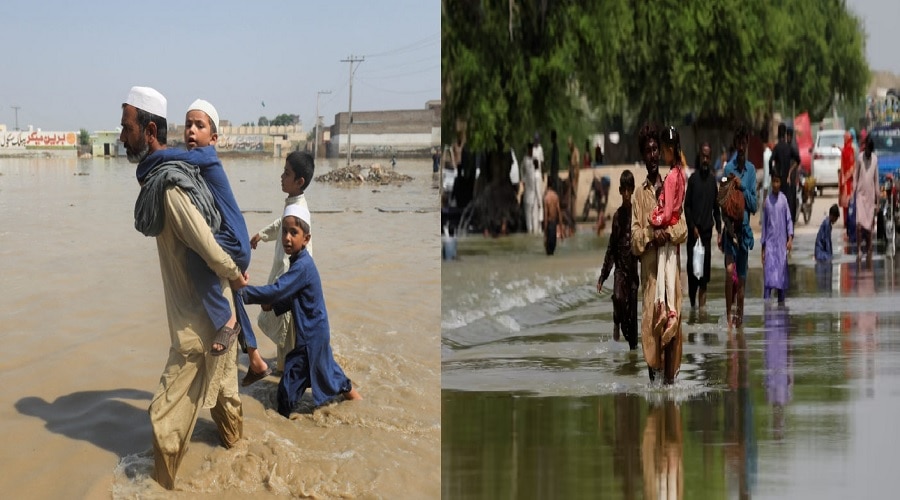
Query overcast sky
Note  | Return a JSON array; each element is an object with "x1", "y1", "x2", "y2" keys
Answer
[
  {"x1": 1, "y1": 2, "x2": 893, "y2": 133},
  {"x1": 846, "y1": 0, "x2": 900, "y2": 75},
  {"x1": 0, "y1": 0, "x2": 439, "y2": 132}
]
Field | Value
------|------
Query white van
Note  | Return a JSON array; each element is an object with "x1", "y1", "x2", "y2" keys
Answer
[{"x1": 811, "y1": 129, "x2": 845, "y2": 192}]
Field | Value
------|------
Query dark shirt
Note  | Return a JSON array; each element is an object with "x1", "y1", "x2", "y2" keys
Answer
[
  {"x1": 600, "y1": 204, "x2": 638, "y2": 286},
  {"x1": 770, "y1": 141, "x2": 799, "y2": 183},
  {"x1": 684, "y1": 169, "x2": 722, "y2": 235},
  {"x1": 550, "y1": 142, "x2": 560, "y2": 181}
]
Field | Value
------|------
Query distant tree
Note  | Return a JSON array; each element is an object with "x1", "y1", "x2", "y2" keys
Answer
[
  {"x1": 78, "y1": 128, "x2": 90, "y2": 146},
  {"x1": 271, "y1": 113, "x2": 300, "y2": 126},
  {"x1": 258, "y1": 116, "x2": 270, "y2": 126}
]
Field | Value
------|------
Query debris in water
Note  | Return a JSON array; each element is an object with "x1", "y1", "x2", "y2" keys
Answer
[{"x1": 315, "y1": 163, "x2": 412, "y2": 186}]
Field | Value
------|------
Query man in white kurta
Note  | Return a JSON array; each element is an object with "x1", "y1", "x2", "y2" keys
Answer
[
  {"x1": 121, "y1": 86, "x2": 244, "y2": 490},
  {"x1": 521, "y1": 144, "x2": 543, "y2": 234}
]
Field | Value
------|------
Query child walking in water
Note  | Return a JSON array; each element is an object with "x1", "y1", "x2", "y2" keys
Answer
[
  {"x1": 598, "y1": 170, "x2": 639, "y2": 349},
  {"x1": 761, "y1": 168, "x2": 793, "y2": 305},
  {"x1": 241, "y1": 204, "x2": 362, "y2": 417},
  {"x1": 250, "y1": 151, "x2": 315, "y2": 375},
  {"x1": 649, "y1": 126, "x2": 686, "y2": 331}
]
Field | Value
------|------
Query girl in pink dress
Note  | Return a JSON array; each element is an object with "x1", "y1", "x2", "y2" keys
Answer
[{"x1": 650, "y1": 127, "x2": 687, "y2": 331}]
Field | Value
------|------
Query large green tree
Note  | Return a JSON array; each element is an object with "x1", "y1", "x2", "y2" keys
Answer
[{"x1": 442, "y1": 0, "x2": 870, "y2": 150}]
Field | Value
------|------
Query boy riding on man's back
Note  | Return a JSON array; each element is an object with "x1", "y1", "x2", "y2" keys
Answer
[{"x1": 174, "y1": 99, "x2": 271, "y2": 385}]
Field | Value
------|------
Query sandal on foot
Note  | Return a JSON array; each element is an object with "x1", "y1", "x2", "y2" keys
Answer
[
  {"x1": 242, "y1": 366, "x2": 272, "y2": 387},
  {"x1": 211, "y1": 324, "x2": 241, "y2": 357}
]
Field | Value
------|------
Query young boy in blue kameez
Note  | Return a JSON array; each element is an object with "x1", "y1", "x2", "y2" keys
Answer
[
  {"x1": 240, "y1": 204, "x2": 362, "y2": 417},
  {"x1": 761, "y1": 169, "x2": 793, "y2": 305},
  {"x1": 815, "y1": 204, "x2": 840, "y2": 262}
]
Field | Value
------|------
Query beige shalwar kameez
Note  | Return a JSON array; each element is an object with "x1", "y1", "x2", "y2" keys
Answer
[
  {"x1": 631, "y1": 175, "x2": 687, "y2": 382},
  {"x1": 149, "y1": 186, "x2": 244, "y2": 489}
]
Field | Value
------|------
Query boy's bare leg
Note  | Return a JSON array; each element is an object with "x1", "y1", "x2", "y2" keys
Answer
[
  {"x1": 247, "y1": 347, "x2": 269, "y2": 374},
  {"x1": 344, "y1": 388, "x2": 363, "y2": 400}
]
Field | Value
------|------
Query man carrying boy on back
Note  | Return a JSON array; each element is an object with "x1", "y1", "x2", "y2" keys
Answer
[{"x1": 121, "y1": 86, "x2": 244, "y2": 489}]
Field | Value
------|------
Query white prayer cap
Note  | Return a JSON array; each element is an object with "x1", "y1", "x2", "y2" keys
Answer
[
  {"x1": 124, "y1": 86, "x2": 167, "y2": 119},
  {"x1": 283, "y1": 204, "x2": 311, "y2": 228},
  {"x1": 188, "y1": 99, "x2": 219, "y2": 131}
]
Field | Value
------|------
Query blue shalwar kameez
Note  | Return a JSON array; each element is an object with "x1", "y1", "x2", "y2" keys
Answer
[
  {"x1": 241, "y1": 249, "x2": 353, "y2": 417},
  {"x1": 137, "y1": 147, "x2": 260, "y2": 351},
  {"x1": 761, "y1": 191, "x2": 793, "y2": 301}
]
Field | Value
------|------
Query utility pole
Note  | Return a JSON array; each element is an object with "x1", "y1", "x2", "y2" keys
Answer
[
  {"x1": 340, "y1": 55, "x2": 364, "y2": 165},
  {"x1": 11, "y1": 105, "x2": 21, "y2": 131},
  {"x1": 315, "y1": 90, "x2": 331, "y2": 159}
]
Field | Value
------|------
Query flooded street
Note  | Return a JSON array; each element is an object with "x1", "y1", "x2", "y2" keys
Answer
[
  {"x1": 0, "y1": 156, "x2": 440, "y2": 498},
  {"x1": 442, "y1": 219, "x2": 900, "y2": 499}
]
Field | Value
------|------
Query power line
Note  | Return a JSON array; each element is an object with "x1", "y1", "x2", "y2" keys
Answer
[
  {"x1": 363, "y1": 33, "x2": 439, "y2": 58},
  {"x1": 363, "y1": 55, "x2": 438, "y2": 75},
  {"x1": 361, "y1": 65, "x2": 441, "y2": 80},
  {"x1": 356, "y1": 79, "x2": 437, "y2": 96}
]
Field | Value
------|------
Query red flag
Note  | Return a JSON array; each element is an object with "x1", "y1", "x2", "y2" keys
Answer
[{"x1": 794, "y1": 112, "x2": 813, "y2": 174}]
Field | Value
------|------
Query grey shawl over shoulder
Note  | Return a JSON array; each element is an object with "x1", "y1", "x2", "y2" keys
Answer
[{"x1": 134, "y1": 160, "x2": 222, "y2": 237}]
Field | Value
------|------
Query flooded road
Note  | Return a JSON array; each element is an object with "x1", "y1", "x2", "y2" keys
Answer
[{"x1": 442, "y1": 223, "x2": 900, "y2": 499}]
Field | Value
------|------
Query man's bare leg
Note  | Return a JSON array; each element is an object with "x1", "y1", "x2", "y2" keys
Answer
[
  {"x1": 857, "y1": 224, "x2": 862, "y2": 261},
  {"x1": 867, "y1": 229, "x2": 873, "y2": 264},
  {"x1": 698, "y1": 287, "x2": 707, "y2": 309},
  {"x1": 725, "y1": 262, "x2": 735, "y2": 327},
  {"x1": 663, "y1": 344, "x2": 677, "y2": 385},
  {"x1": 734, "y1": 278, "x2": 746, "y2": 327}
]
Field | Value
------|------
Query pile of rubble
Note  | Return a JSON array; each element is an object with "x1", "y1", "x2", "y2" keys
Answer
[{"x1": 315, "y1": 163, "x2": 413, "y2": 186}]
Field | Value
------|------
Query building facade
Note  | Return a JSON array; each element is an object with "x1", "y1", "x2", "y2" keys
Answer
[{"x1": 326, "y1": 100, "x2": 441, "y2": 159}]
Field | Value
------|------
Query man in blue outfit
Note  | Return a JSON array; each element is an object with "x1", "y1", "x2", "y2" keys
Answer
[{"x1": 718, "y1": 125, "x2": 758, "y2": 327}]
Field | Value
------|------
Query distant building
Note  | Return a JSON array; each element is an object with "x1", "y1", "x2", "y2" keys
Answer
[
  {"x1": 0, "y1": 125, "x2": 78, "y2": 157},
  {"x1": 327, "y1": 101, "x2": 441, "y2": 159},
  {"x1": 92, "y1": 131, "x2": 121, "y2": 157},
  {"x1": 167, "y1": 123, "x2": 305, "y2": 157}
]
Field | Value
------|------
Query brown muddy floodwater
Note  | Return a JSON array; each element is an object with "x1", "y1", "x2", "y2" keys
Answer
[
  {"x1": 443, "y1": 220, "x2": 900, "y2": 499},
  {"x1": 0, "y1": 155, "x2": 440, "y2": 498}
]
